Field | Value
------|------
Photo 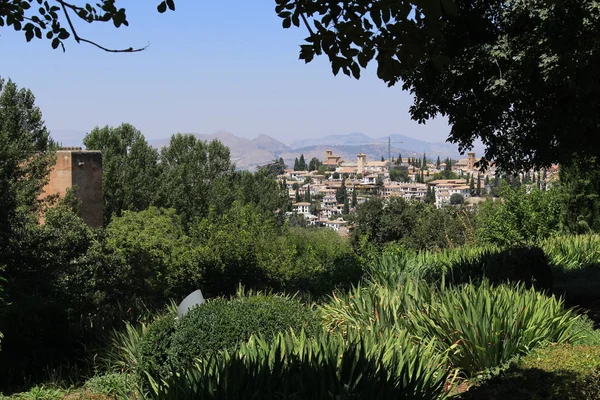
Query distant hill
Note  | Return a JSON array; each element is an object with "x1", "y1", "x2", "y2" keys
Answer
[
  {"x1": 289, "y1": 132, "x2": 373, "y2": 149},
  {"x1": 67, "y1": 129, "x2": 481, "y2": 170},
  {"x1": 252, "y1": 134, "x2": 291, "y2": 154},
  {"x1": 150, "y1": 131, "x2": 292, "y2": 170}
]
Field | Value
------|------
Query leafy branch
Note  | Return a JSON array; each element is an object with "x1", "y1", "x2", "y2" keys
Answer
[{"x1": 0, "y1": 0, "x2": 176, "y2": 52}]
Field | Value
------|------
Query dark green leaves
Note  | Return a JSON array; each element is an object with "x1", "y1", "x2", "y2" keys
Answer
[
  {"x1": 1, "y1": 0, "x2": 176, "y2": 52},
  {"x1": 275, "y1": 0, "x2": 454, "y2": 86},
  {"x1": 157, "y1": 0, "x2": 175, "y2": 13}
]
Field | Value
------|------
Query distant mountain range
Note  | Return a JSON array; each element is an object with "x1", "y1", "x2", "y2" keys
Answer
[{"x1": 51, "y1": 129, "x2": 481, "y2": 170}]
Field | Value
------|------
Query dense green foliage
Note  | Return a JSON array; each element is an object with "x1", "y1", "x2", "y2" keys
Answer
[
  {"x1": 351, "y1": 196, "x2": 475, "y2": 250},
  {"x1": 146, "y1": 328, "x2": 452, "y2": 400},
  {"x1": 559, "y1": 157, "x2": 600, "y2": 233},
  {"x1": 138, "y1": 294, "x2": 321, "y2": 385},
  {"x1": 322, "y1": 264, "x2": 579, "y2": 377},
  {"x1": 476, "y1": 186, "x2": 561, "y2": 247},
  {"x1": 3, "y1": 78, "x2": 600, "y2": 398},
  {"x1": 168, "y1": 295, "x2": 321, "y2": 369},
  {"x1": 83, "y1": 124, "x2": 161, "y2": 225}
]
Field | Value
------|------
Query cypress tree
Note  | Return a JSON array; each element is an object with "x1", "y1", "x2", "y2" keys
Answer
[
  {"x1": 294, "y1": 157, "x2": 299, "y2": 171},
  {"x1": 351, "y1": 187, "x2": 357, "y2": 207},
  {"x1": 304, "y1": 185, "x2": 311, "y2": 202},
  {"x1": 299, "y1": 154, "x2": 307, "y2": 170},
  {"x1": 476, "y1": 174, "x2": 481, "y2": 196},
  {"x1": 436, "y1": 156, "x2": 441, "y2": 168}
]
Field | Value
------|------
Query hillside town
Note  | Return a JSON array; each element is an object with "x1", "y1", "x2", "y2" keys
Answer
[{"x1": 279, "y1": 149, "x2": 559, "y2": 235}]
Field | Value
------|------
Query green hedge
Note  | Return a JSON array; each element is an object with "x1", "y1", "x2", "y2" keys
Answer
[
  {"x1": 138, "y1": 314, "x2": 177, "y2": 382},
  {"x1": 138, "y1": 294, "x2": 321, "y2": 383}
]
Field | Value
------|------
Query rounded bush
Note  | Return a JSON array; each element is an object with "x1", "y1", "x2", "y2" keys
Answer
[
  {"x1": 483, "y1": 246, "x2": 553, "y2": 290},
  {"x1": 168, "y1": 295, "x2": 321, "y2": 369},
  {"x1": 138, "y1": 314, "x2": 177, "y2": 382}
]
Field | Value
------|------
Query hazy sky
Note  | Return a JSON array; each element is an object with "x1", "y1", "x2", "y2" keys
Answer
[{"x1": 2, "y1": 1, "x2": 453, "y2": 146}]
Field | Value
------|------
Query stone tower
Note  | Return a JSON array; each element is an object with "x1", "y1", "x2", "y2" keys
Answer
[
  {"x1": 357, "y1": 153, "x2": 367, "y2": 174},
  {"x1": 467, "y1": 152, "x2": 476, "y2": 170},
  {"x1": 42, "y1": 148, "x2": 103, "y2": 227}
]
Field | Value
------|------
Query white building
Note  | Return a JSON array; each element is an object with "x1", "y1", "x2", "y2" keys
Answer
[
  {"x1": 429, "y1": 179, "x2": 471, "y2": 208},
  {"x1": 293, "y1": 202, "x2": 311, "y2": 215}
]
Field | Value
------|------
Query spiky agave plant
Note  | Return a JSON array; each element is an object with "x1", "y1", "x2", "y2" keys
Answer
[
  {"x1": 406, "y1": 282, "x2": 582, "y2": 376},
  {"x1": 320, "y1": 279, "x2": 434, "y2": 335},
  {"x1": 144, "y1": 328, "x2": 455, "y2": 400},
  {"x1": 542, "y1": 234, "x2": 600, "y2": 271},
  {"x1": 99, "y1": 320, "x2": 150, "y2": 376}
]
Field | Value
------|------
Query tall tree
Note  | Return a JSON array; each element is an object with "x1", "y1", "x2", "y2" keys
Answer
[
  {"x1": 336, "y1": 178, "x2": 347, "y2": 204},
  {"x1": 351, "y1": 187, "x2": 357, "y2": 208},
  {"x1": 278, "y1": 0, "x2": 600, "y2": 171},
  {"x1": 476, "y1": 174, "x2": 481, "y2": 196},
  {"x1": 0, "y1": 78, "x2": 54, "y2": 259},
  {"x1": 396, "y1": 153, "x2": 403, "y2": 165},
  {"x1": 84, "y1": 123, "x2": 161, "y2": 225},
  {"x1": 422, "y1": 153, "x2": 427, "y2": 169},
  {"x1": 293, "y1": 157, "x2": 299, "y2": 171},
  {"x1": 298, "y1": 154, "x2": 307, "y2": 171},
  {"x1": 258, "y1": 159, "x2": 286, "y2": 176},
  {"x1": 436, "y1": 156, "x2": 441, "y2": 169},
  {"x1": 159, "y1": 134, "x2": 234, "y2": 224},
  {"x1": 559, "y1": 158, "x2": 600, "y2": 233},
  {"x1": 308, "y1": 157, "x2": 321, "y2": 171},
  {"x1": 303, "y1": 185, "x2": 311, "y2": 202}
]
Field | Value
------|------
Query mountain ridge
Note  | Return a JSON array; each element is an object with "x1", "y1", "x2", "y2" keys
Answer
[{"x1": 55, "y1": 129, "x2": 479, "y2": 170}]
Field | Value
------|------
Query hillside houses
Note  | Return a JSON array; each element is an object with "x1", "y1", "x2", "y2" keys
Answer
[
  {"x1": 280, "y1": 149, "x2": 559, "y2": 233},
  {"x1": 428, "y1": 179, "x2": 471, "y2": 208}
]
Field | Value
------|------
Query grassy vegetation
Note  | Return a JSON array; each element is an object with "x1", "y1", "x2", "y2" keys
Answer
[
  {"x1": 5, "y1": 236, "x2": 600, "y2": 399},
  {"x1": 460, "y1": 345, "x2": 600, "y2": 399}
]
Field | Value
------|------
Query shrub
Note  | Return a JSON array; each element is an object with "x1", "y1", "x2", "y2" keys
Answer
[
  {"x1": 83, "y1": 373, "x2": 133, "y2": 397},
  {"x1": 146, "y1": 329, "x2": 454, "y2": 400},
  {"x1": 168, "y1": 295, "x2": 321, "y2": 370},
  {"x1": 569, "y1": 314, "x2": 600, "y2": 346},
  {"x1": 101, "y1": 321, "x2": 149, "y2": 376},
  {"x1": 138, "y1": 294, "x2": 321, "y2": 384},
  {"x1": 322, "y1": 280, "x2": 580, "y2": 377},
  {"x1": 10, "y1": 386, "x2": 65, "y2": 400},
  {"x1": 408, "y1": 282, "x2": 579, "y2": 376},
  {"x1": 138, "y1": 314, "x2": 177, "y2": 382}
]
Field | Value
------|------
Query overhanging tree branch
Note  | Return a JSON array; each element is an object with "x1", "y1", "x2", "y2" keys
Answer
[{"x1": 57, "y1": 0, "x2": 147, "y2": 53}]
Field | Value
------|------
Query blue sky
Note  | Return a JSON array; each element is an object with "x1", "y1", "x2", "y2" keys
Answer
[{"x1": 1, "y1": 1, "x2": 453, "y2": 146}]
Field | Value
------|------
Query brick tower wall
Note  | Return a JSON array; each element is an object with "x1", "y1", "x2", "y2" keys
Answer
[{"x1": 70, "y1": 151, "x2": 103, "y2": 228}]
